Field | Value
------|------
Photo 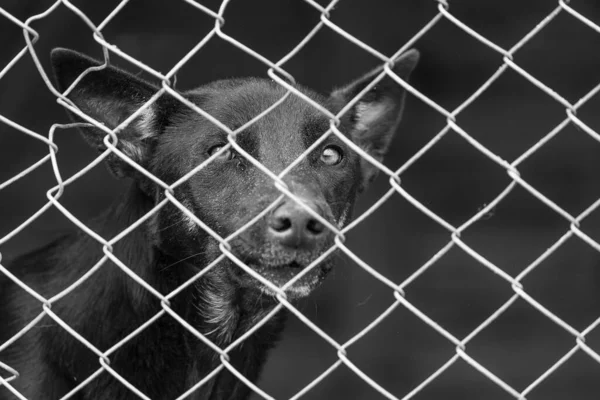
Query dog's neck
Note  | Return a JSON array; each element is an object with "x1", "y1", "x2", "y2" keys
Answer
[
  {"x1": 101, "y1": 183, "x2": 282, "y2": 342},
  {"x1": 74, "y1": 182, "x2": 286, "y2": 398}
]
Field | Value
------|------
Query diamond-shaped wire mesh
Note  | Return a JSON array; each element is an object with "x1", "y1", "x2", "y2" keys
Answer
[{"x1": 2, "y1": 0, "x2": 600, "y2": 399}]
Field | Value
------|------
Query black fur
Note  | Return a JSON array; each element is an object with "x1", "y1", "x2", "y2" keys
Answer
[{"x1": 0, "y1": 48, "x2": 418, "y2": 399}]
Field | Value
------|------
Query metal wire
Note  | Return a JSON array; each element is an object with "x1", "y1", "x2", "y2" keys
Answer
[{"x1": 1, "y1": 0, "x2": 599, "y2": 399}]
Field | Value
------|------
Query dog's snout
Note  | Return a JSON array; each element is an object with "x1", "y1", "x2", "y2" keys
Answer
[{"x1": 268, "y1": 201, "x2": 326, "y2": 248}]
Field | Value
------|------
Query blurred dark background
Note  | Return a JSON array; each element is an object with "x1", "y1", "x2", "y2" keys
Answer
[{"x1": 3, "y1": 0, "x2": 600, "y2": 399}]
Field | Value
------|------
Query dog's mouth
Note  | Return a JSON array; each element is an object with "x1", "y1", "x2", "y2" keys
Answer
[{"x1": 228, "y1": 257, "x2": 332, "y2": 299}]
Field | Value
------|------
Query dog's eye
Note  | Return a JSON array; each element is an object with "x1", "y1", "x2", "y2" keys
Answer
[
  {"x1": 320, "y1": 145, "x2": 343, "y2": 166},
  {"x1": 208, "y1": 144, "x2": 235, "y2": 160}
]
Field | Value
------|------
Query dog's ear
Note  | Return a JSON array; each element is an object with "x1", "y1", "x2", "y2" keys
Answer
[
  {"x1": 51, "y1": 48, "x2": 164, "y2": 179},
  {"x1": 329, "y1": 49, "x2": 419, "y2": 190}
]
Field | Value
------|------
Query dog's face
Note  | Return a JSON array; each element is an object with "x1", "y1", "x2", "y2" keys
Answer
[{"x1": 51, "y1": 49, "x2": 418, "y2": 298}]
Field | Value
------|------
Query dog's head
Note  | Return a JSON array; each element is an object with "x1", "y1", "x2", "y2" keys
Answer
[{"x1": 51, "y1": 48, "x2": 418, "y2": 299}]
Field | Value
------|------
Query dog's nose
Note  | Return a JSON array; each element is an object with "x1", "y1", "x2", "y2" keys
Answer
[{"x1": 268, "y1": 201, "x2": 326, "y2": 248}]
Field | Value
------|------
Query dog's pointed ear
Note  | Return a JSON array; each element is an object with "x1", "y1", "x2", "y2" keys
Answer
[
  {"x1": 51, "y1": 48, "x2": 163, "y2": 179},
  {"x1": 329, "y1": 49, "x2": 419, "y2": 190}
]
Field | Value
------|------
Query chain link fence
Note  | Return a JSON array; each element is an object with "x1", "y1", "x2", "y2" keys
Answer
[{"x1": 1, "y1": 0, "x2": 600, "y2": 399}]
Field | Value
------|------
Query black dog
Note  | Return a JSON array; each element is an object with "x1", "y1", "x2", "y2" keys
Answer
[{"x1": 0, "y1": 47, "x2": 418, "y2": 399}]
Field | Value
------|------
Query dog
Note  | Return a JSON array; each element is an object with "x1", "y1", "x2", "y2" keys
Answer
[{"x1": 0, "y1": 47, "x2": 418, "y2": 399}]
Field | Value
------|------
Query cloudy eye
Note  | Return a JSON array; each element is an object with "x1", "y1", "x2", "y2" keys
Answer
[
  {"x1": 320, "y1": 145, "x2": 343, "y2": 166},
  {"x1": 208, "y1": 144, "x2": 235, "y2": 160}
]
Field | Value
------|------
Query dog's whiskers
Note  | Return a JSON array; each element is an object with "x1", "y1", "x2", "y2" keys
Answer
[{"x1": 160, "y1": 250, "x2": 212, "y2": 271}]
